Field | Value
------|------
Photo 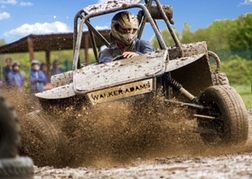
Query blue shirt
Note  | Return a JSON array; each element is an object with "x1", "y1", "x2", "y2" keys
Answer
[
  {"x1": 99, "y1": 38, "x2": 155, "y2": 64},
  {"x1": 51, "y1": 68, "x2": 64, "y2": 76},
  {"x1": 8, "y1": 70, "x2": 25, "y2": 88},
  {"x1": 29, "y1": 69, "x2": 47, "y2": 93},
  {"x1": 3, "y1": 66, "x2": 11, "y2": 85}
]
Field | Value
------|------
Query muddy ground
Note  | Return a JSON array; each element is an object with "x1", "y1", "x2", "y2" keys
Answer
[
  {"x1": 33, "y1": 110, "x2": 252, "y2": 179},
  {"x1": 4, "y1": 91, "x2": 252, "y2": 179}
]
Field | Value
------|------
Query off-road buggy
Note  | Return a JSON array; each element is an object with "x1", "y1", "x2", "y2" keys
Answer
[{"x1": 36, "y1": 0, "x2": 248, "y2": 145}]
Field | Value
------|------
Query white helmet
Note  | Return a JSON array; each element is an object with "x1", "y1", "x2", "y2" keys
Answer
[
  {"x1": 31, "y1": 59, "x2": 40, "y2": 66},
  {"x1": 111, "y1": 11, "x2": 139, "y2": 45}
]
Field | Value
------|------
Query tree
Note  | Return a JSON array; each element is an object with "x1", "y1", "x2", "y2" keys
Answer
[
  {"x1": 180, "y1": 23, "x2": 194, "y2": 43},
  {"x1": 221, "y1": 55, "x2": 252, "y2": 85},
  {"x1": 228, "y1": 13, "x2": 252, "y2": 60},
  {"x1": 150, "y1": 28, "x2": 179, "y2": 49}
]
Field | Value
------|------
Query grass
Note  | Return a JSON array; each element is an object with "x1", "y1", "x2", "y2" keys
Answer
[{"x1": 231, "y1": 84, "x2": 252, "y2": 109}]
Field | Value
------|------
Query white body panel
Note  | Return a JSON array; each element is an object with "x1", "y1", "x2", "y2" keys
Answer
[
  {"x1": 74, "y1": 50, "x2": 168, "y2": 93},
  {"x1": 35, "y1": 83, "x2": 75, "y2": 99},
  {"x1": 35, "y1": 49, "x2": 205, "y2": 100}
]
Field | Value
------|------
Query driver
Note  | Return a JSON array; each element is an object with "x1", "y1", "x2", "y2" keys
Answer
[{"x1": 98, "y1": 11, "x2": 155, "y2": 64}]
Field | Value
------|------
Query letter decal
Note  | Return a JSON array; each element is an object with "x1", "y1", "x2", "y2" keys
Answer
[{"x1": 87, "y1": 79, "x2": 153, "y2": 105}]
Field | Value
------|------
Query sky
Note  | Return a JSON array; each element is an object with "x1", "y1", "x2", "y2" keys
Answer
[{"x1": 0, "y1": 0, "x2": 252, "y2": 44}]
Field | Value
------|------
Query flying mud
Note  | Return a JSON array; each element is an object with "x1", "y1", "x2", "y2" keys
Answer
[
  {"x1": 19, "y1": 95, "x2": 201, "y2": 167},
  {"x1": 3, "y1": 90, "x2": 252, "y2": 178}
]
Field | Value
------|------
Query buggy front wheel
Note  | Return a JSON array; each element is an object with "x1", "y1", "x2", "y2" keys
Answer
[{"x1": 197, "y1": 85, "x2": 248, "y2": 145}]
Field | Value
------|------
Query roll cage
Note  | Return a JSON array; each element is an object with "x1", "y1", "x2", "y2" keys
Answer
[{"x1": 72, "y1": 0, "x2": 182, "y2": 69}]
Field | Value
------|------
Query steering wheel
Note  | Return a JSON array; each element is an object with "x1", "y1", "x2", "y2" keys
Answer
[{"x1": 112, "y1": 55, "x2": 124, "y2": 61}]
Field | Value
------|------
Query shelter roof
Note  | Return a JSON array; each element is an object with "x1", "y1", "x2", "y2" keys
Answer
[{"x1": 0, "y1": 30, "x2": 110, "y2": 54}]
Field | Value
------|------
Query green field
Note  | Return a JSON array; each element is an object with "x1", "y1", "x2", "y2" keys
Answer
[{"x1": 232, "y1": 84, "x2": 252, "y2": 109}]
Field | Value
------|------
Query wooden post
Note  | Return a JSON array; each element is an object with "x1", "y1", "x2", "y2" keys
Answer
[
  {"x1": 45, "y1": 50, "x2": 51, "y2": 81},
  {"x1": 27, "y1": 37, "x2": 34, "y2": 61}
]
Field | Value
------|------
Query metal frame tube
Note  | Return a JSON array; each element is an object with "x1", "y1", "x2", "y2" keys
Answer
[{"x1": 72, "y1": 3, "x2": 168, "y2": 70}]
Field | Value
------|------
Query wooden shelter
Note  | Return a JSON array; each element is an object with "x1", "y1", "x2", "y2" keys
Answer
[{"x1": 0, "y1": 30, "x2": 110, "y2": 69}]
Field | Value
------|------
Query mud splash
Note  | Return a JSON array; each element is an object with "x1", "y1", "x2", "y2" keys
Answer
[
  {"x1": 3, "y1": 90, "x2": 251, "y2": 168},
  {"x1": 61, "y1": 101, "x2": 199, "y2": 167},
  {"x1": 18, "y1": 94, "x2": 200, "y2": 167}
]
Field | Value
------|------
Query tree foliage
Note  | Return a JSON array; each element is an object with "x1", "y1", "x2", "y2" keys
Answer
[
  {"x1": 181, "y1": 20, "x2": 233, "y2": 50},
  {"x1": 221, "y1": 55, "x2": 252, "y2": 85},
  {"x1": 151, "y1": 13, "x2": 252, "y2": 61},
  {"x1": 150, "y1": 28, "x2": 179, "y2": 49},
  {"x1": 228, "y1": 13, "x2": 252, "y2": 59}
]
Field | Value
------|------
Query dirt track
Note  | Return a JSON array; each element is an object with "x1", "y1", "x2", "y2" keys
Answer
[
  {"x1": 32, "y1": 109, "x2": 252, "y2": 179},
  {"x1": 34, "y1": 153, "x2": 252, "y2": 179}
]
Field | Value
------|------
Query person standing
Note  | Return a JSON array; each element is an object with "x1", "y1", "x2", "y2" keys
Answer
[
  {"x1": 3, "y1": 57, "x2": 13, "y2": 86},
  {"x1": 40, "y1": 63, "x2": 49, "y2": 82},
  {"x1": 7, "y1": 62, "x2": 25, "y2": 89},
  {"x1": 40, "y1": 62, "x2": 51, "y2": 90},
  {"x1": 29, "y1": 60, "x2": 47, "y2": 94},
  {"x1": 51, "y1": 60, "x2": 64, "y2": 76}
]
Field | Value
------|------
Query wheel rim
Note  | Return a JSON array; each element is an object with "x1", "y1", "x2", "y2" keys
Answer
[{"x1": 200, "y1": 101, "x2": 225, "y2": 137}]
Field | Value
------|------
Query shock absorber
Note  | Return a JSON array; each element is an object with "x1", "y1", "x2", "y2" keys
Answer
[{"x1": 163, "y1": 73, "x2": 198, "y2": 103}]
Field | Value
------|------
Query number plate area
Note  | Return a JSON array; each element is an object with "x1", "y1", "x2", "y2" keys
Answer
[{"x1": 87, "y1": 79, "x2": 153, "y2": 105}]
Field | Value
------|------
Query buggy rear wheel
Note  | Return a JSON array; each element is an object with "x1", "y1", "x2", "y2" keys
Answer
[
  {"x1": 0, "y1": 96, "x2": 20, "y2": 158},
  {"x1": 197, "y1": 85, "x2": 248, "y2": 145},
  {"x1": 0, "y1": 157, "x2": 34, "y2": 179},
  {"x1": 21, "y1": 110, "x2": 64, "y2": 167},
  {"x1": 0, "y1": 96, "x2": 34, "y2": 178}
]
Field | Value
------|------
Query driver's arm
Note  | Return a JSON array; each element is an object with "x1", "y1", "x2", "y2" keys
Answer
[
  {"x1": 136, "y1": 39, "x2": 155, "y2": 54},
  {"x1": 122, "y1": 51, "x2": 139, "y2": 58},
  {"x1": 122, "y1": 40, "x2": 155, "y2": 58},
  {"x1": 98, "y1": 48, "x2": 113, "y2": 64}
]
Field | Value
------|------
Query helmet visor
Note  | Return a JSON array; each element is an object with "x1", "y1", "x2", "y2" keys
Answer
[{"x1": 117, "y1": 25, "x2": 137, "y2": 34}]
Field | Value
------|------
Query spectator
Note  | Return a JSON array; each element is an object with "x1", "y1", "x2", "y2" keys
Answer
[
  {"x1": 8, "y1": 62, "x2": 25, "y2": 89},
  {"x1": 51, "y1": 60, "x2": 64, "y2": 76},
  {"x1": 40, "y1": 62, "x2": 51, "y2": 90},
  {"x1": 3, "y1": 57, "x2": 13, "y2": 86},
  {"x1": 40, "y1": 63, "x2": 49, "y2": 82},
  {"x1": 29, "y1": 59, "x2": 47, "y2": 94}
]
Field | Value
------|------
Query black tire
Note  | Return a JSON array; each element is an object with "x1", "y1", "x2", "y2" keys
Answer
[
  {"x1": 21, "y1": 110, "x2": 64, "y2": 167},
  {"x1": 197, "y1": 85, "x2": 248, "y2": 145},
  {"x1": 0, "y1": 157, "x2": 34, "y2": 179},
  {"x1": 0, "y1": 96, "x2": 21, "y2": 158},
  {"x1": 28, "y1": 110, "x2": 62, "y2": 148}
]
